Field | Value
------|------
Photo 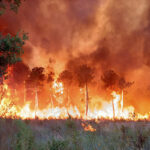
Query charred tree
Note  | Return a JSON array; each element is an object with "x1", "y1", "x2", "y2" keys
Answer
[
  {"x1": 26, "y1": 67, "x2": 45, "y2": 118},
  {"x1": 118, "y1": 77, "x2": 133, "y2": 114},
  {"x1": 7, "y1": 62, "x2": 30, "y2": 103},
  {"x1": 101, "y1": 70, "x2": 133, "y2": 118},
  {"x1": 75, "y1": 64, "x2": 94, "y2": 116},
  {"x1": 35, "y1": 87, "x2": 38, "y2": 117},
  {"x1": 47, "y1": 71, "x2": 55, "y2": 108},
  {"x1": 121, "y1": 89, "x2": 124, "y2": 114},
  {"x1": 85, "y1": 82, "x2": 89, "y2": 116},
  {"x1": 101, "y1": 70, "x2": 119, "y2": 119},
  {"x1": 112, "y1": 99, "x2": 115, "y2": 118},
  {"x1": 58, "y1": 70, "x2": 73, "y2": 107}
]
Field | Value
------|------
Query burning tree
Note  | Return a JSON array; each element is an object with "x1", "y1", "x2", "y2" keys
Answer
[
  {"x1": 0, "y1": 33, "x2": 28, "y2": 105},
  {"x1": 8, "y1": 62, "x2": 30, "y2": 101},
  {"x1": 0, "y1": 33, "x2": 27, "y2": 84},
  {"x1": 0, "y1": 0, "x2": 27, "y2": 102},
  {"x1": 101, "y1": 70, "x2": 119, "y2": 118},
  {"x1": 75, "y1": 64, "x2": 94, "y2": 116},
  {"x1": 118, "y1": 77, "x2": 133, "y2": 113},
  {"x1": 0, "y1": 0, "x2": 28, "y2": 83},
  {"x1": 101, "y1": 70, "x2": 119, "y2": 90},
  {"x1": 58, "y1": 70, "x2": 73, "y2": 107},
  {"x1": 101, "y1": 70, "x2": 133, "y2": 118},
  {"x1": 26, "y1": 67, "x2": 45, "y2": 117},
  {"x1": 47, "y1": 71, "x2": 55, "y2": 107}
]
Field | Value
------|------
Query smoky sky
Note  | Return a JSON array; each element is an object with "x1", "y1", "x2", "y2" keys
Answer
[{"x1": 1, "y1": 0, "x2": 150, "y2": 112}]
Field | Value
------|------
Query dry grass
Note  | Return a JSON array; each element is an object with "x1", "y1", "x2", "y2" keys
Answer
[{"x1": 0, "y1": 118, "x2": 149, "y2": 150}]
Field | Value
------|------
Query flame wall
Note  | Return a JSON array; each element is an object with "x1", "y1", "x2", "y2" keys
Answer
[{"x1": 0, "y1": 0, "x2": 150, "y2": 114}]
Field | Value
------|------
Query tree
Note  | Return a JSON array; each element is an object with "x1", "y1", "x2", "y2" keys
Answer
[
  {"x1": 9, "y1": 62, "x2": 30, "y2": 86},
  {"x1": 75, "y1": 64, "x2": 94, "y2": 116},
  {"x1": 7, "y1": 62, "x2": 30, "y2": 102},
  {"x1": 58, "y1": 70, "x2": 73, "y2": 107},
  {"x1": 47, "y1": 71, "x2": 55, "y2": 108},
  {"x1": 118, "y1": 77, "x2": 133, "y2": 113},
  {"x1": 0, "y1": 0, "x2": 22, "y2": 15},
  {"x1": 101, "y1": 70, "x2": 118, "y2": 118},
  {"x1": 0, "y1": 33, "x2": 28, "y2": 83},
  {"x1": 26, "y1": 67, "x2": 45, "y2": 117},
  {"x1": 0, "y1": 0, "x2": 28, "y2": 83},
  {"x1": 0, "y1": 0, "x2": 28, "y2": 110},
  {"x1": 101, "y1": 70, "x2": 133, "y2": 117},
  {"x1": 101, "y1": 70, "x2": 119, "y2": 90}
]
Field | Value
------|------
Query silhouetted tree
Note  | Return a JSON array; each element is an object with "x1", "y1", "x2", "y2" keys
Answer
[
  {"x1": 26, "y1": 67, "x2": 45, "y2": 117},
  {"x1": 8, "y1": 62, "x2": 30, "y2": 101},
  {"x1": 118, "y1": 77, "x2": 133, "y2": 113},
  {"x1": 101, "y1": 70, "x2": 119, "y2": 90},
  {"x1": 75, "y1": 64, "x2": 94, "y2": 116},
  {"x1": 101, "y1": 70, "x2": 133, "y2": 117},
  {"x1": 101, "y1": 70, "x2": 120, "y2": 118},
  {"x1": 10, "y1": 62, "x2": 30, "y2": 85},
  {"x1": 58, "y1": 70, "x2": 73, "y2": 106},
  {"x1": 47, "y1": 71, "x2": 55, "y2": 107}
]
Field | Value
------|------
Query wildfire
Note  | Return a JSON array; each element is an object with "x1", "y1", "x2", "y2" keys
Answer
[
  {"x1": 81, "y1": 123, "x2": 96, "y2": 132},
  {"x1": 53, "y1": 80, "x2": 64, "y2": 95},
  {"x1": 0, "y1": 82, "x2": 149, "y2": 121}
]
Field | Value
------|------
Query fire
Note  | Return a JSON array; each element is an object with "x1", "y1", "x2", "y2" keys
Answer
[
  {"x1": 52, "y1": 80, "x2": 64, "y2": 104},
  {"x1": 53, "y1": 80, "x2": 64, "y2": 95},
  {"x1": 0, "y1": 84, "x2": 18, "y2": 118},
  {"x1": 0, "y1": 82, "x2": 149, "y2": 120},
  {"x1": 81, "y1": 123, "x2": 96, "y2": 132}
]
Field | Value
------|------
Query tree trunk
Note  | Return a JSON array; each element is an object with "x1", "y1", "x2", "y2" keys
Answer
[
  {"x1": 85, "y1": 82, "x2": 89, "y2": 116},
  {"x1": 50, "y1": 90, "x2": 53, "y2": 108},
  {"x1": 0, "y1": 85, "x2": 5, "y2": 101},
  {"x1": 24, "y1": 81, "x2": 26, "y2": 103},
  {"x1": 121, "y1": 89, "x2": 124, "y2": 114},
  {"x1": 112, "y1": 100, "x2": 115, "y2": 119},
  {"x1": 66, "y1": 87, "x2": 70, "y2": 107},
  {"x1": 35, "y1": 88, "x2": 38, "y2": 118}
]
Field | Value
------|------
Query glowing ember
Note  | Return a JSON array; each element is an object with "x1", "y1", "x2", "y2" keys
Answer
[{"x1": 81, "y1": 123, "x2": 96, "y2": 132}]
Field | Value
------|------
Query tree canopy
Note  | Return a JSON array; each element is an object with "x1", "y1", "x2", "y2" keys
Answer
[
  {"x1": 47, "y1": 71, "x2": 54, "y2": 84},
  {"x1": 75, "y1": 64, "x2": 94, "y2": 87},
  {"x1": 58, "y1": 70, "x2": 73, "y2": 87},
  {"x1": 0, "y1": 0, "x2": 22, "y2": 15},
  {"x1": 0, "y1": 0, "x2": 28, "y2": 84},
  {"x1": 26, "y1": 67, "x2": 45, "y2": 89},
  {"x1": 0, "y1": 33, "x2": 28, "y2": 83},
  {"x1": 101, "y1": 70, "x2": 133, "y2": 91}
]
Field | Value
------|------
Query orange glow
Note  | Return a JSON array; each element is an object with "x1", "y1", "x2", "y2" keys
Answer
[
  {"x1": 0, "y1": 82, "x2": 149, "y2": 120},
  {"x1": 81, "y1": 123, "x2": 96, "y2": 132}
]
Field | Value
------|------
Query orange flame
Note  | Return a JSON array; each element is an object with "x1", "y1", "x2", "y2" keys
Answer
[
  {"x1": 0, "y1": 82, "x2": 149, "y2": 120},
  {"x1": 81, "y1": 123, "x2": 96, "y2": 132}
]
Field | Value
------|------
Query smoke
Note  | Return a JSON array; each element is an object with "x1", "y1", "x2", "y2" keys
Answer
[{"x1": 1, "y1": 0, "x2": 150, "y2": 112}]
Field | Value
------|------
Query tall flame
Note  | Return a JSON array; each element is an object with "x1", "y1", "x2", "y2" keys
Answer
[{"x1": 0, "y1": 82, "x2": 149, "y2": 120}]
